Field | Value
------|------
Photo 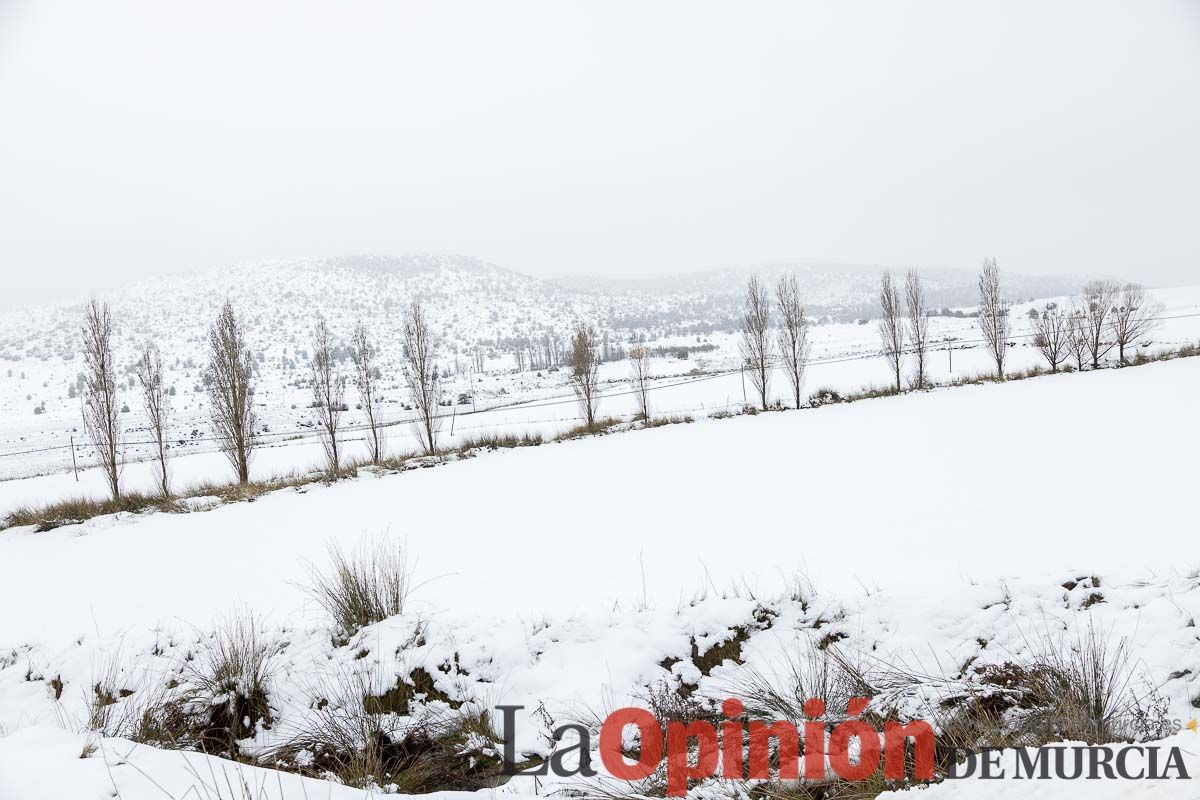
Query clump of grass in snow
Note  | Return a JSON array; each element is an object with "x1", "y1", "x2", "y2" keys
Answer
[
  {"x1": 183, "y1": 612, "x2": 281, "y2": 753},
  {"x1": 306, "y1": 539, "x2": 413, "y2": 635},
  {"x1": 642, "y1": 414, "x2": 694, "y2": 429},
  {"x1": 934, "y1": 622, "x2": 1171, "y2": 750},
  {"x1": 554, "y1": 416, "x2": 622, "y2": 441},
  {"x1": 180, "y1": 470, "x2": 314, "y2": 503},
  {"x1": 833, "y1": 620, "x2": 1172, "y2": 758},
  {"x1": 277, "y1": 664, "x2": 504, "y2": 792},
  {"x1": 84, "y1": 646, "x2": 133, "y2": 735},
  {"x1": 3, "y1": 491, "x2": 166, "y2": 531},
  {"x1": 77, "y1": 615, "x2": 281, "y2": 758},
  {"x1": 452, "y1": 431, "x2": 543, "y2": 453},
  {"x1": 1019, "y1": 623, "x2": 1171, "y2": 743},
  {"x1": 731, "y1": 640, "x2": 873, "y2": 725},
  {"x1": 1, "y1": 471, "x2": 318, "y2": 532}
]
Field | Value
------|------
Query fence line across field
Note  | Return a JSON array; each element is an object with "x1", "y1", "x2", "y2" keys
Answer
[
  {"x1": 0, "y1": 339, "x2": 975, "y2": 461},
  {"x1": 3, "y1": 308, "x2": 1198, "y2": 467}
]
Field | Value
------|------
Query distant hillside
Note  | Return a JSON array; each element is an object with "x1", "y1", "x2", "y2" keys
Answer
[
  {"x1": 0, "y1": 255, "x2": 1081, "y2": 370},
  {"x1": 552, "y1": 262, "x2": 1080, "y2": 324}
]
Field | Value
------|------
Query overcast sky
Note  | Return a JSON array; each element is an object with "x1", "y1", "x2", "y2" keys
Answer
[{"x1": 1, "y1": 0, "x2": 1198, "y2": 307}]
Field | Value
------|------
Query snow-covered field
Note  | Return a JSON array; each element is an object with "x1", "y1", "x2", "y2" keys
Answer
[
  {"x1": 1, "y1": 353, "x2": 1198, "y2": 798},
  {"x1": 1, "y1": 356, "x2": 1198, "y2": 639},
  {"x1": 3, "y1": 283, "x2": 1198, "y2": 512}
]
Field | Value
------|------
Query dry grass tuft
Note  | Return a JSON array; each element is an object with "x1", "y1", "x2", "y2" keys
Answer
[
  {"x1": 4, "y1": 491, "x2": 166, "y2": 531},
  {"x1": 277, "y1": 665, "x2": 504, "y2": 792},
  {"x1": 452, "y1": 431, "x2": 543, "y2": 453},
  {"x1": 732, "y1": 640, "x2": 873, "y2": 724},
  {"x1": 642, "y1": 414, "x2": 695, "y2": 429},
  {"x1": 305, "y1": 539, "x2": 413, "y2": 636},
  {"x1": 183, "y1": 612, "x2": 281, "y2": 753},
  {"x1": 1, "y1": 471, "x2": 319, "y2": 531},
  {"x1": 555, "y1": 416, "x2": 622, "y2": 441}
]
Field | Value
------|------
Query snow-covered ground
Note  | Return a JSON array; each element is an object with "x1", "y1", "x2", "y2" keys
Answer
[
  {"x1": 1, "y1": 355, "x2": 1196, "y2": 641},
  {"x1": 1, "y1": 354, "x2": 1198, "y2": 798}
]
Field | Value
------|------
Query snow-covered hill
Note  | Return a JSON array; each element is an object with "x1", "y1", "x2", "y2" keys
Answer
[{"x1": 0, "y1": 255, "x2": 1080, "y2": 367}]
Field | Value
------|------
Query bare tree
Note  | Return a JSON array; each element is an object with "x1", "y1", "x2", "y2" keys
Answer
[
  {"x1": 977, "y1": 258, "x2": 1009, "y2": 379},
  {"x1": 82, "y1": 298, "x2": 122, "y2": 502},
  {"x1": 310, "y1": 315, "x2": 345, "y2": 473},
  {"x1": 629, "y1": 344, "x2": 651, "y2": 421},
  {"x1": 1067, "y1": 309, "x2": 1090, "y2": 371},
  {"x1": 1110, "y1": 283, "x2": 1163, "y2": 364},
  {"x1": 739, "y1": 275, "x2": 772, "y2": 410},
  {"x1": 904, "y1": 269, "x2": 929, "y2": 388},
  {"x1": 1031, "y1": 304, "x2": 1070, "y2": 373},
  {"x1": 207, "y1": 300, "x2": 256, "y2": 484},
  {"x1": 877, "y1": 272, "x2": 904, "y2": 392},
  {"x1": 775, "y1": 274, "x2": 810, "y2": 408},
  {"x1": 351, "y1": 322, "x2": 384, "y2": 464},
  {"x1": 568, "y1": 324, "x2": 602, "y2": 429},
  {"x1": 135, "y1": 342, "x2": 171, "y2": 496},
  {"x1": 1077, "y1": 279, "x2": 1119, "y2": 368},
  {"x1": 400, "y1": 299, "x2": 441, "y2": 455}
]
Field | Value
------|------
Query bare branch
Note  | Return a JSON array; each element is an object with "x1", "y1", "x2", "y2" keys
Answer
[
  {"x1": 877, "y1": 272, "x2": 904, "y2": 392},
  {"x1": 207, "y1": 300, "x2": 256, "y2": 484},
  {"x1": 82, "y1": 298, "x2": 122, "y2": 501},
  {"x1": 1031, "y1": 303, "x2": 1070, "y2": 373},
  {"x1": 628, "y1": 344, "x2": 651, "y2": 421},
  {"x1": 135, "y1": 341, "x2": 171, "y2": 496},
  {"x1": 1067, "y1": 308, "x2": 1091, "y2": 371},
  {"x1": 400, "y1": 299, "x2": 441, "y2": 455},
  {"x1": 351, "y1": 322, "x2": 385, "y2": 464},
  {"x1": 1077, "y1": 279, "x2": 1119, "y2": 368},
  {"x1": 775, "y1": 274, "x2": 810, "y2": 408},
  {"x1": 905, "y1": 270, "x2": 929, "y2": 389},
  {"x1": 1110, "y1": 283, "x2": 1164, "y2": 364},
  {"x1": 310, "y1": 315, "x2": 345, "y2": 473},
  {"x1": 568, "y1": 324, "x2": 602, "y2": 429},
  {"x1": 739, "y1": 275, "x2": 772, "y2": 410},
  {"x1": 977, "y1": 258, "x2": 1009, "y2": 379}
]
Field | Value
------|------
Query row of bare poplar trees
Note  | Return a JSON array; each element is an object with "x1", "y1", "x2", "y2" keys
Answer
[
  {"x1": 79, "y1": 297, "x2": 443, "y2": 503},
  {"x1": 875, "y1": 259, "x2": 1163, "y2": 388},
  {"x1": 734, "y1": 274, "x2": 813, "y2": 411}
]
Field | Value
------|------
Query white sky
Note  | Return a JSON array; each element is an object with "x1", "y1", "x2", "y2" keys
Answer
[{"x1": 1, "y1": 0, "x2": 1198, "y2": 306}]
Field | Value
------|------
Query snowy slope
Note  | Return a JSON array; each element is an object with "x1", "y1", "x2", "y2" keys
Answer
[
  {"x1": 1, "y1": 358, "x2": 1198, "y2": 798},
  {"x1": 0, "y1": 357, "x2": 1196, "y2": 642}
]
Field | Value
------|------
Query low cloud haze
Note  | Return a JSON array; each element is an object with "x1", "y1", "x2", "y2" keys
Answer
[{"x1": 1, "y1": 0, "x2": 1198, "y2": 307}]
